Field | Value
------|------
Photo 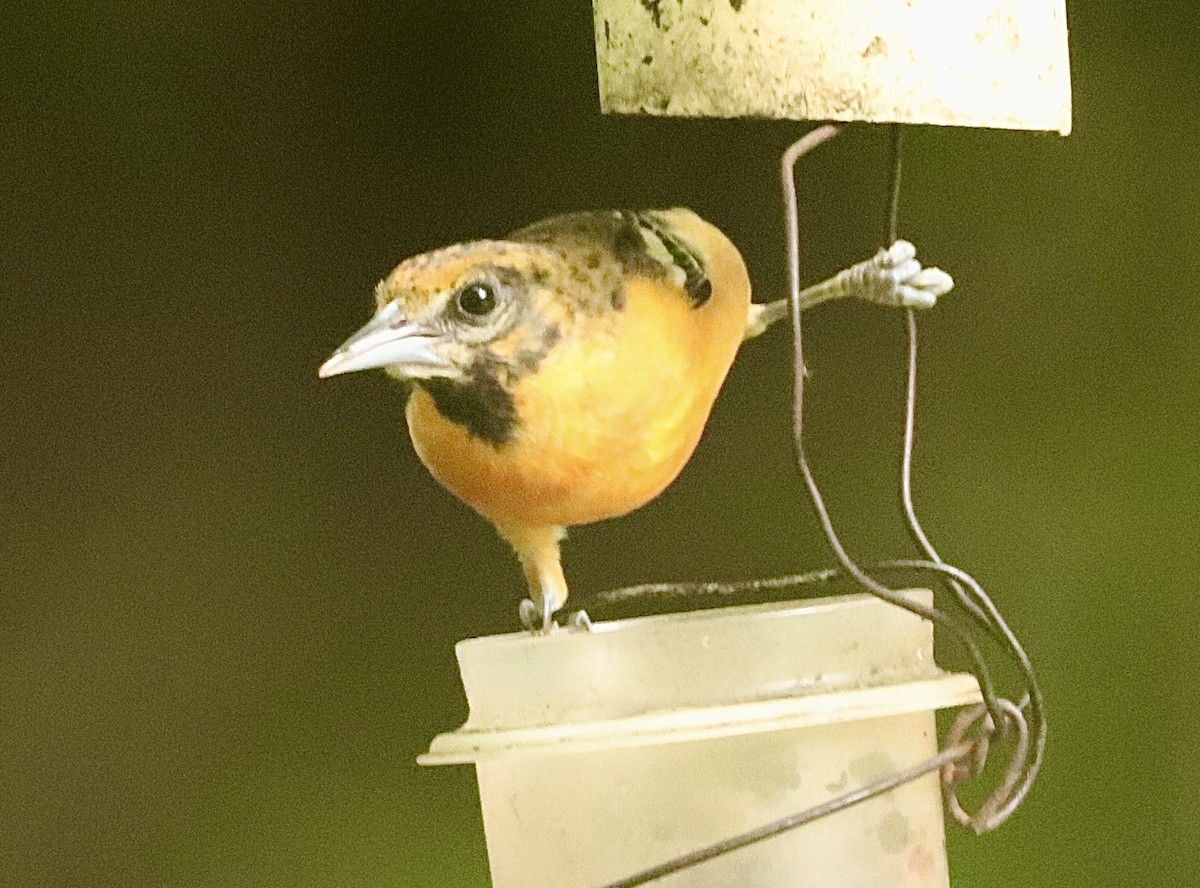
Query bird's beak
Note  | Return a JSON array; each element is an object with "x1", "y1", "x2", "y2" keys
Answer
[{"x1": 319, "y1": 301, "x2": 450, "y2": 379}]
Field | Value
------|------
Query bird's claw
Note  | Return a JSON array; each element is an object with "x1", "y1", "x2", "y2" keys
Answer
[
  {"x1": 565, "y1": 609, "x2": 593, "y2": 631},
  {"x1": 849, "y1": 240, "x2": 954, "y2": 310},
  {"x1": 518, "y1": 597, "x2": 550, "y2": 633},
  {"x1": 517, "y1": 599, "x2": 591, "y2": 634}
]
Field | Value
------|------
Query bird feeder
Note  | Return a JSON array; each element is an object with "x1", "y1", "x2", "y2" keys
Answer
[
  {"x1": 421, "y1": 2, "x2": 1069, "y2": 885},
  {"x1": 422, "y1": 592, "x2": 979, "y2": 887}
]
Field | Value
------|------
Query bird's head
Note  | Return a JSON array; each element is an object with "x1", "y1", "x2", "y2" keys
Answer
[
  {"x1": 319, "y1": 240, "x2": 577, "y2": 384},
  {"x1": 320, "y1": 240, "x2": 595, "y2": 445}
]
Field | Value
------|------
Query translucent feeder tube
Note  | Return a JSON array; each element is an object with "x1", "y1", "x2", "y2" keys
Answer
[{"x1": 422, "y1": 593, "x2": 981, "y2": 887}]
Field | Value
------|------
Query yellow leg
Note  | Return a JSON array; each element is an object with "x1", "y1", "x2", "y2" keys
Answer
[{"x1": 503, "y1": 524, "x2": 569, "y2": 632}]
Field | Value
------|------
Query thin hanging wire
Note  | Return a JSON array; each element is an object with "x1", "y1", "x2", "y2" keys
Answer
[
  {"x1": 596, "y1": 125, "x2": 1045, "y2": 887},
  {"x1": 881, "y1": 124, "x2": 1045, "y2": 825},
  {"x1": 788, "y1": 123, "x2": 1044, "y2": 831},
  {"x1": 890, "y1": 126, "x2": 989, "y2": 637},
  {"x1": 781, "y1": 125, "x2": 1009, "y2": 725}
]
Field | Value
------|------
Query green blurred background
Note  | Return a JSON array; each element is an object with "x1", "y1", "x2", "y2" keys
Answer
[{"x1": 3, "y1": 3, "x2": 1197, "y2": 886}]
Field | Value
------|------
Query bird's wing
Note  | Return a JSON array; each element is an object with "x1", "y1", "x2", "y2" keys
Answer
[{"x1": 509, "y1": 209, "x2": 713, "y2": 308}]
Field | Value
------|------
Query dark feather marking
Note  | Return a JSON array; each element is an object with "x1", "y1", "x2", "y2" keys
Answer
[
  {"x1": 490, "y1": 266, "x2": 526, "y2": 288},
  {"x1": 419, "y1": 324, "x2": 561, "y2": 447},
  {"x1": 513, "y1": 323, "x2": 561, "y2": 375},
  {"x1": 611, "y1": 211, "x2": 668, "y2": 280},
  {"x1": 633, "y1": 212, "x2": 712, "y2": 306},
  {"x1": 508, "y1": 210, "x2": 705, "y2": 310},
  {"x1": 421, "y1": 366, "x2": 517, "y2": 447},
  {"x1": 612, "y1": 218, "x2": 650, "y2": 268}
]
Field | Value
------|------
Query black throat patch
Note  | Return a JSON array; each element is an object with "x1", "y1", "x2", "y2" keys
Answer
[
  {"x1": 415, "y1": 324, "x2": 558, "y2": 448},
  {"x1": 419, "y1": 365, "x2": 517, "y2": 447}
]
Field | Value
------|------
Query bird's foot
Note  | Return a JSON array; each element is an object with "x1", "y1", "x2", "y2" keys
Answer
[
  {"x1": 844, "y1": 240, "x2": 954, "y2": 310},
  {"x1": 517, "y1": 599, "x2": 591, "y2": 634},
  {"x1": 747, "y1": 240, "x2": 956, "y2": 337},
  {"x1": 518, "y1": 596, "x2": 560, "y2": 635},
  {"x1": 518, "y1": 598, "x2": 550, "y2": 633},
  {"x1": 564, "y1": 609, "x2": 593, "y2": 631}
]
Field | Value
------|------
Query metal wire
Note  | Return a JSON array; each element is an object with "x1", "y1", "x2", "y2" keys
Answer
[
  {"x1": 782, "y1": 126, "x2": 1010, "y2": 726},
  {"x1": 882, "y1": 123, "x2": 1045, "y2": 828},
  {"x1": 589, "y1": 124, "x2": 1044, "y2": 885},
  {"x1": 599, "y1": 742, "x2": 976, "y2": 888}
]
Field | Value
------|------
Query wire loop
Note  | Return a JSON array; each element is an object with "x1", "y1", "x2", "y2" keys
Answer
[
  {"x1": 583, "y1": 124, "x2": 1045, "y2": 886},
  {"x1": 943, "y1": 697, "x2": 1032, "y2": 833}
]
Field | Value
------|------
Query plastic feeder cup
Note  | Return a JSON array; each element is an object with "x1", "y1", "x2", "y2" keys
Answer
[{"x1": 421, "y1": 591, "x2": 981, "y2": 887}]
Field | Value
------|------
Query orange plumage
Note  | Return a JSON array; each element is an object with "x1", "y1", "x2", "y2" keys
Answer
[{"x1": 319, "y1": 208, "x2": 950, "y2": 629}]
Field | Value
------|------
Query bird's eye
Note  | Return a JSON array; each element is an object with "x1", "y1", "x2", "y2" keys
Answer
[{"x1": 455, "y1": 283, "x2": 498, "y2": 317}]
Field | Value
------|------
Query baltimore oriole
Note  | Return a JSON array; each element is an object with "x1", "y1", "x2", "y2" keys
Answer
[{"x1": 320, "y1": 209, "x2": 951, "y2": 630}]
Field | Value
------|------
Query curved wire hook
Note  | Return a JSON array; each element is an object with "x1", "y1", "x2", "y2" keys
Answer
[{"x1": 592, "y1": 124, "x2": 1046, "y2": 888}]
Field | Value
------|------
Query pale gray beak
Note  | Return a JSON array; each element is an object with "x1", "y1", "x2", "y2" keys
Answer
[{"x1": 319, "y1": 301, "x2": 449, "y2": 379}]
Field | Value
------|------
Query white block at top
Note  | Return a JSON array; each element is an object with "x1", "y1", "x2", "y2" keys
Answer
[{"x1": 594, "y1": 0, "x2": 1072, "y2": 134}]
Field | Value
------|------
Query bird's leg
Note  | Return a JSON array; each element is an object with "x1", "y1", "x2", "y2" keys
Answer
[
  {"x1": 509, "y1": 526, "x2": 571, "y2": 634},
  {"x1": 744, "y1": 240, "x2": 955, "y2": 338}
]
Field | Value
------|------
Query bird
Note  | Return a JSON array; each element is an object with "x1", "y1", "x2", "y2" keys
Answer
[{"x1": 319, "y1": 209, "x2": 951, "y2": 631}]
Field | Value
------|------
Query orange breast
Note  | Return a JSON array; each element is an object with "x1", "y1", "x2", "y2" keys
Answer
[{"x1": 406, "y1": 216, "x2": 750, "y2": 536}]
